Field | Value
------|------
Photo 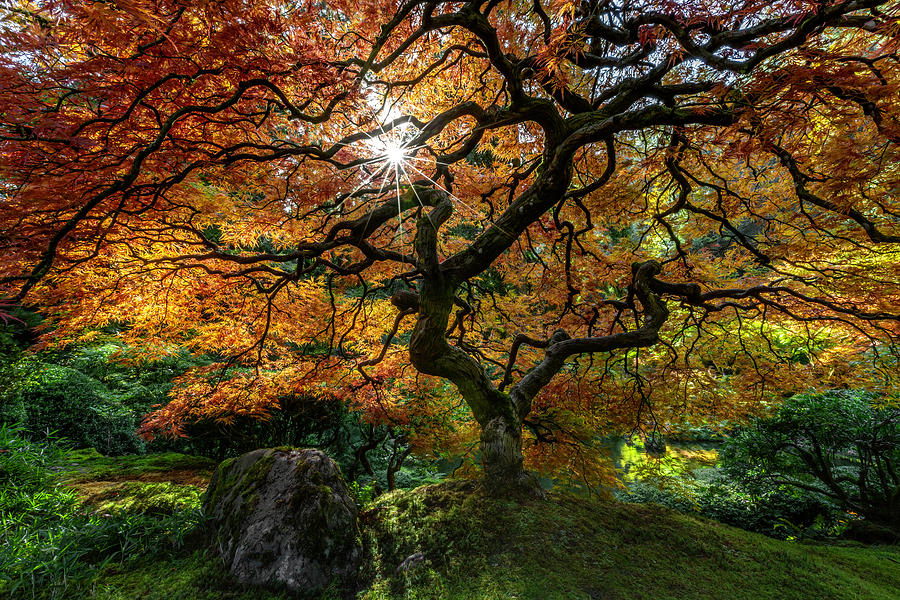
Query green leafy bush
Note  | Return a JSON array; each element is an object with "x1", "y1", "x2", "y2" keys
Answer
[
  {"x1": 619, "y1": 469, "x2": 838, "y2": 539},
  {"x1": 63, "y1": 342, "x2": 206, "y2": 418},
  {"x1": 1, "y1": 336, "x2": 209, "y2": 457},
  {"x1": 1, "y1": 333, "x2": 444, "y2": 491},
  {"x1": 16, "y1": 364, "x2": 143, "y2": 455},
  {"x1": 720, "y1": 390, "x2": 899, "y2": 539}
]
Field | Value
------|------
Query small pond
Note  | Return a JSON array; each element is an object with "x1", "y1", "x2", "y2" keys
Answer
[{"x1": 608, "y1": 436, "x2": 721, "y2": 482}]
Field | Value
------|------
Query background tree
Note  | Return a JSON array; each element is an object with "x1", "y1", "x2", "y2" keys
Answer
[
  {"x1": 721, "y1": 390, "x2": 900, "y2": 537},
  {"x1": 1, "y1": 0, "x2": 898, "y2": 493}
]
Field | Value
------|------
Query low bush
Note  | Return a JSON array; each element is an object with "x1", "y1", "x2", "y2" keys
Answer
[
  {"x1": 15, "y1": 364, "x2": 144, "y2": 455},
  {"x1": 1, "y1": 338, "x2": 207, "y2": 458},
  {"x1": 618, "y1": 468, "x2": 840, "y2": 539},
  {"x1": 721, "y1": 389, "x2": 900, "y2": 539}
]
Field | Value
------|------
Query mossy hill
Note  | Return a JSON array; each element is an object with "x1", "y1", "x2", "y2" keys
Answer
[
  {"x1": 357, "y1": 481, "x2": 900, "y2": 600},
  {"x1": 48, "y1": 455, "x2": 899, "y2": 600},
  {"x1": 57, "y1": 449, "x2": 214, "y2": 515}
]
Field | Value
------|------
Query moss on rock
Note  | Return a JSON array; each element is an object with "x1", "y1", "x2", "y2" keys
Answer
[{"x1": 202, "y1": 448, "x2": 362, "y2": 598}]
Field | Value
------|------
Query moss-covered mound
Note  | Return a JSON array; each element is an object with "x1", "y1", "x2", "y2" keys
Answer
[
  {"x1": 75, "y1": 481, "x2": 204, "y2": 515},
  {"x1": 27, "y1": 476, "x2": 900, "y2": 600},
  {"x1": 58, "y1": 450, "x2": 213, "y2": 517},
  {"x1": 359, "y1": 481, "x2": 900, "y2": 600},
  {"x1": 60, "y1": 449, "x2": 216, "y2": 484}
]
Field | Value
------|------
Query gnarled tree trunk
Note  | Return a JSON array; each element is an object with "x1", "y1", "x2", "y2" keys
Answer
[
  {"x1": 402, "y1": 189, "x2": 540, "y2": 495},
  {"x1": 401, "y1": 188, "x2": 673, "y2": 495},
  {"x1": 479, "y1": 413, "x2": 538, "y2": 494}
]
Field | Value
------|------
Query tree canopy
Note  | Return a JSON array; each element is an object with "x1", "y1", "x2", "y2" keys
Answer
[{"x1": 1, "y1": 0, "x2": 898, "y2": 491}]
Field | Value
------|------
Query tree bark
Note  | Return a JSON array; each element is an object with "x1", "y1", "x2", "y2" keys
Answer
[
  {"x1": 479, "y1": 413, "x2": 541, "y2": 495},
  {"x1": 403, "y1": 188, "x2": 541, "y2": 496}
]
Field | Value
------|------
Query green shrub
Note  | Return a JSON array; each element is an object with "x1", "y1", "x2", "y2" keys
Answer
[
  {"x1": 64, "y1": 343, "x2": 204, "y2": 417},
  {"x1": 720, "y1": 389, "x2": 899, "y2": 538},
  {"x1": 618, "y1": 468, "x2": 839, "y2": 539},
  {"x1": 17, "y1": 364, "x2": 143, "y2": 455},
  {"x1": 349, "y1": 479, "x2": 379, "y2": 508},
  {"x1": 1, "y1": 338, "x2": 209, "y2": 457}
]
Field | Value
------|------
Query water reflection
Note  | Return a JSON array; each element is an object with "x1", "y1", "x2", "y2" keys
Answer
[{"x1": 610, "y1": 436, "x2": 720, "y2": 483}]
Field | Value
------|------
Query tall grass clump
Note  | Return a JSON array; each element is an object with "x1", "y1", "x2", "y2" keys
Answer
[{"x1": 0, "y1": 424, "x2": 204, "y2": 599}]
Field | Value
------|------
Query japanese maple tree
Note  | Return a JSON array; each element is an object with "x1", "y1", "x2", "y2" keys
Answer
[{"x1": 1, "y1": 0, "x2": 899, "y2": 493}]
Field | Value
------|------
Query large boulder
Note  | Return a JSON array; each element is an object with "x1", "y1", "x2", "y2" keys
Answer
[{"x1": 203, "y1": 448, "x2": 362, "y2": 595}]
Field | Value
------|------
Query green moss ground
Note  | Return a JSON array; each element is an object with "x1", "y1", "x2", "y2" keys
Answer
[
  {"x1": 84, "y1": 551, "x2": 291, "y2": 600},
  {"x1": 60, "y1": 449, "x2": 216, "y2": 483},
  {"x1": 358, "y1": 481, "x2": 900, "y2": 600},
  {"x1": 56, "y1": 450, "x2": 213, "y2": 515},
  {"x1": 77, "y1": 481, "x2": 204, "y2": 514},
  {"x1": 23, "y1": 454, "x2": 900, "y2": 600},
  {"x1": 82, "y1": 478, "x2": 900, "y2": 600}
]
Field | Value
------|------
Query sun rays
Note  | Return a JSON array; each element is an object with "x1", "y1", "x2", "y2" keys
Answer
[{"x1": 354, "y1": 125, "x2": 489, "y2": 230}]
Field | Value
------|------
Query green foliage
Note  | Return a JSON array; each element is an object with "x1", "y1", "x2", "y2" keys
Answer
[
  {"x1": 333, "y1": 429, "x2": 445, "y2": 495},
  {"x1": 666, "y1": 424, "x2": 730, "y2": 443},
  {"x1": 349, "y1": 479, "x2": 378, "y2": 508},
  {"x1": 4, "y1": 431, "x2": 899, "y2": 599},
  {"x1": 721, "y1": 390, "x2": 900, "y2": 536},
  {"x1": 0, "y1": 328, "x2": 444, "y2": 493},
  {"x1": 165, "y1": 400, "x2": 446, "y2": 495},
  {"x1": 619, "y1": 469, "x2": 840, "y2": 540},
  {"x1": 63, "y1": 343, "x2": 207, "y2": 417},
  {"x1": 3, "y1": 507, "x2": 205, "y2": 598},
  {"x1": 0, "y1": 349, "x2": 40, "y2": 426},
  {"x1": 0, "y1": 307, "x2": 41, "y2": 357},
  {"x1": 0, "y1": 423, "x2": 78, "y2": 526},
  {"x1": 14, "y1": 364, "x2": 143, "y2": 455},
  {"x1": 614, "y1": 437, "x2": 719, "y2": 484},
  {"x1": 0, "y1": 426, "x2": 206, "y2": 600},
  {"x1": 0, "y1": 338, "x2": 209, "y2": 457}
]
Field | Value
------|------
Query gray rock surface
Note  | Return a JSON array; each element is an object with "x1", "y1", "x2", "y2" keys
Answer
[{"x1": 203, "y1": 448, "x2": 362, "y2": 595}]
